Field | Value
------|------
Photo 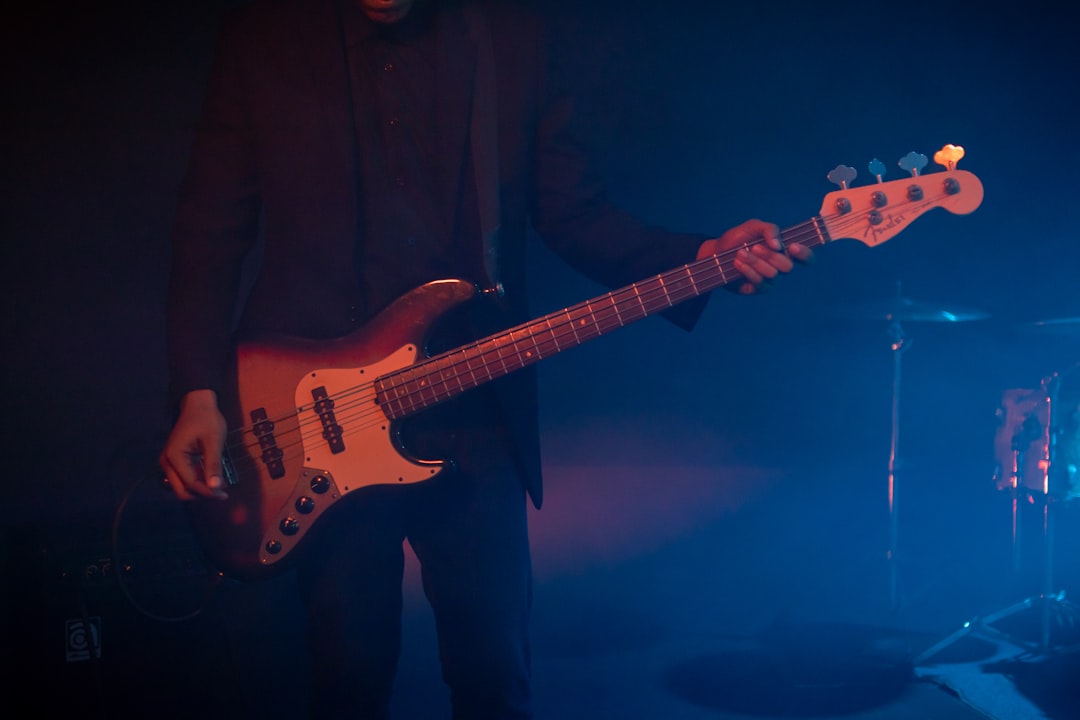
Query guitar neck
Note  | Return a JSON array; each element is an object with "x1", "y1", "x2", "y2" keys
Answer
[{"x1": 375, "y1": 217, "x2": 831, "y2": 419}]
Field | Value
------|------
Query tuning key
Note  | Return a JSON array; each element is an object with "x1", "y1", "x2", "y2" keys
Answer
[
  {"x1": 869, "y1": 158, "x2": 887, "y2": 183},
  {"x1": 827, "y1": 165, "x2": 857, "y2": 190},
  {"x1": 933, "y1": 144, "x2": 965, "y2": 170},
  {"x1": 826, "y1": 165, "x2": 857, "y2": 215},
  {"x1": 898, "y1": 151, "x2": 929, "y2": 177}
]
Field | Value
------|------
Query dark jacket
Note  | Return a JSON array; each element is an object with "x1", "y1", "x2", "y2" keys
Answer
[{"x1": 167, "y1": 0, "x2": 709, "y2": 508}]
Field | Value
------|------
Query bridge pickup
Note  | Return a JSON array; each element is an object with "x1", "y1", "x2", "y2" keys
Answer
[{"x1": 250, "y1": 407, "x2": 286, "y2": 479}]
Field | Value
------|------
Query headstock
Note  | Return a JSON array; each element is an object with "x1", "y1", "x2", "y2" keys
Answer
[{"x1": 820, "y1": 144, "x2": 984, "y2": 247}]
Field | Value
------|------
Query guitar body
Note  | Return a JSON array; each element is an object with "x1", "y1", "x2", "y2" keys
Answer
[{"x1": 188, "y1": 279, "x2": 478, "y2": 580}]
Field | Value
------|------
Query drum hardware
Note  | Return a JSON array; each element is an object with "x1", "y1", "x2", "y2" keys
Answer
[
  {"x1": 841, "y1": 294, "x2": 991, "y2": 324},
  {"x1": 993, "y1": 385, "x2": 1051, "y2": 573},
  {"x1": 916, "y1": 363, "x2": 1080, "y2": 664},
  {"x1": 885, "y1": 314, "x2": 906, "y2": 613},
  {"x1": 1022, "y1": 316, "x2": 1080, "y2": 337},
  {"x1": 849, "y1": 283, "x2": 991, "y2": 611}
]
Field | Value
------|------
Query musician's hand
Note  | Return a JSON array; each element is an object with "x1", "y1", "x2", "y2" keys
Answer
[
  {"x1": 159, "y1": 389, "x2": 229, "y2": 501},
  {"x1": 697, "y1": 218, "x2": 812, "y2": 295}
]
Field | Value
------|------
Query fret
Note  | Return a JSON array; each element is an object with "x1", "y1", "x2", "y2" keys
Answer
[
  {"x1": 545, "y1": 316, "x2": 562, "y2": 353},
  {"x1": 811, "y1": 217, "x2": 830, "y2": 246},
  {"x1": 609, "y1": 293, "x2": 626, "y2": 325},
  {"x1": 493, "y1": 335, "x2": 512, "y2": 377},
  {"x1": 631, "y1": 283, "x2": 647, "y2": 319},
  {"x1": 564, "y1": 308, "x2": 581, "y2": 344},
  {"x1": 524, "y1": 325, "x2": 543, "y2": 361},
  {"x1": 653, "y1": 275, "x2": 672, "y2": 312},
  {"x1": 684, "y1": 264, "x2": 699, "y2": 296},
  {"x1": 422, "y1": 366, "x2": 442, "y2": 404},
  {"x1": 581, "y1": 303, "x2": 599, "y2": 338},
  {"x1": 460, "y1": 347, "x2": 482, "y2": 388}
]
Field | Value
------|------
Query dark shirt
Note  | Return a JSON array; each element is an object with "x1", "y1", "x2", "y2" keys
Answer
[
  {"x1": 342, "y1": 0, "x2": 476, "y2": 320},
  {"x1": 339, "y1": 0, "x2": 496, "y2": 460}
]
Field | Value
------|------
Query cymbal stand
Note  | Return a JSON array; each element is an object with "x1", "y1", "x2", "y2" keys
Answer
[
  {"x1": 915, "y1": 494, "x2": 1080, "y2": 664},
  {"x1": 1029, "y1": 373, "x2": 1080, "y2": 654},
  {"x1": 886, "y1": 316, "x2": 907, "y2": 612}
]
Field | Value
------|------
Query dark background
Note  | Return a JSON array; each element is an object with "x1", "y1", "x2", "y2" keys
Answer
[
  {"x1": 4, "y1": 0, "x2": 1076, "y2": 519},
  {"x1": 2, "y1": 0, "x2": 1078, "y2": 716}
]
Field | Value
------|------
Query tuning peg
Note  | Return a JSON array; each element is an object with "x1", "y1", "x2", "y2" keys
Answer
[
  {"x1": 827, "y1": 165, "x2": 857, "y2": 190},
  {"x1": 868, "y1": 158, "x2": 887, "y2": 183},
  {"x1": 934, "y1": 144, "x2": 966, "y2": 170},
  {"x1": 898, "y1": 151, "x2": 929, "y2": 177}
]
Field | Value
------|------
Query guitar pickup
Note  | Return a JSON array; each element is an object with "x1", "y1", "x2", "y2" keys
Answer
[
  {"x1": 250, "y1": 407, "x2": 286, "y2": 479},
  {"x1": 311, "y1": 387, "x2": 346, "y2": 454}
]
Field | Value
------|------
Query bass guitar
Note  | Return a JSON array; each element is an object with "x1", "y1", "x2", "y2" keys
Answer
[{"x1": 190, "y1": 146, "x2": 983, "y2": 580}]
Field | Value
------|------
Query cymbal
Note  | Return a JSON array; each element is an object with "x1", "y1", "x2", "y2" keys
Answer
[
  {"x1": 1021, "y1": 317, "x2": 1080, "y2": 336},
  {"x1": 844, "y1": 295, "x2": 991, "y2": 323}
]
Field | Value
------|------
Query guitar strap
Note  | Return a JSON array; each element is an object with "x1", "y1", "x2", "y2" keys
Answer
[{"x1": 463, "y1": 2, "x2": 503, "y2": 295}]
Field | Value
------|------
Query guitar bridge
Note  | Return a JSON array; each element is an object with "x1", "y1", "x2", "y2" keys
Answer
[{"x1": 221, "y1": 448, "x2": 238, "y2": 487}]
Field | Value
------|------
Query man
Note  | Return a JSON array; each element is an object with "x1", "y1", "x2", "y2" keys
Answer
[{"x1": 159, "y1": 0, "x2": 811, "y2": 717}]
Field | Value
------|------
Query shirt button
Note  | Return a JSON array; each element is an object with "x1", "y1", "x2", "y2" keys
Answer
[
  {"x1": 383, "y1": 62, "x2": 394, "y2": 72},
  {"x1": 388, "y1": 117, "x2": 398, "y2": 127}
]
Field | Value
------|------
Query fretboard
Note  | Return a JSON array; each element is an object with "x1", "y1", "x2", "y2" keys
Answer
[{"x1": 375, "y1": 217, "x2": 830, "y2": 419}]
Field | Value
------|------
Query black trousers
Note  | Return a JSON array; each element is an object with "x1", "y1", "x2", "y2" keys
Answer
[{"x1": 295, "y1": 399, "x2": 534, "y2": 720}]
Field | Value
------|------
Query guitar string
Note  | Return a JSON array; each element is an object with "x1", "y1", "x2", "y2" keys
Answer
[
  {"x1": 219, "y1": 188, "x2": 948, "y2": 467},
  {"x1": 367, "y1": 184, "x2": 948, "y2": 421},
  {"x1": 218, "y1": 220, "x2": 823, "y2": 464},
  {"x1": 369, "y1": 220, "x2": 830, "y2": 416},
  {"x1": 219, "y1": 214, "x2": 838, "y2": 464}
]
